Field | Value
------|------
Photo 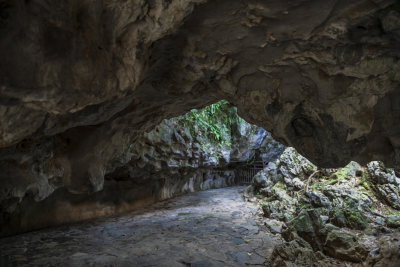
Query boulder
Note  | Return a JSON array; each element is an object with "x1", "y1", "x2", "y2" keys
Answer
[
  {"x1": 367, "y1": 161, "x2": 400, "y2": 210},
  {"x1": 323, "y1": 229, "x2": 369, "y2": 262},
  {"x1": 364, "y1": 234, "x2": 400, "y2": 267},
  {"x1": 270, "y1": 240, "x2": 328, "y2": 267}
]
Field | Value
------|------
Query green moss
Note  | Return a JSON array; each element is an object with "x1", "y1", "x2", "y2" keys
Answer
[
  {"x1": 297, "y1": 201, "x2": 308, "y2": 210},
  {"x1": 273, "y1": 181, "x2": 287, "y2": 191},
  {"x1": 386, "y1": 216, "x2": 400, "y2": 226},
  {"x1": 357, "y1": 172, "x2": 371, "y2": 191},
  {"x1": 382, "y1": 205, "x2": 400, "y2": 217},
  {"x1": 343, "y1": 208, "x2": 368, "y2": 230},
  {"x1": 330, "y1": 200, "x2": 368, "y2": 230},
  {"x1": 329, "y1": 168, "x2": 349, "y2": 181},
  {"x1": 178, "y1": 212, "x2": 193, "y2": 216},
  {"x1": 330, "y1": 207, "x2": 347, "y2": 228},
  {"x1": 293, "y1": 154, "x2": 300, "y2": 164},
  {"x1": 311, "y1": 176, "x2": 338, "y2": 191},
  {"x1": 276, "y1": 174, "x2": 284, "y2": 182},
  {"x1": 360, "y1": 191, "x2": 371, "y2": 202},
  {"x1": 291, "y1": 210, "x2": 314, "y2": 233}
]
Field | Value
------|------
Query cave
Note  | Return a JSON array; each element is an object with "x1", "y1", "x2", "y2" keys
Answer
[{"x1": 1, "y1": 0, "x2": 400, "y2": 266}]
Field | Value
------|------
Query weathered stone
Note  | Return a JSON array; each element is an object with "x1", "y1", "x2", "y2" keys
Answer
[
  {"x1": 329, "y1": 161, "x2": 361, "y2": 180},
  {"x1": 278, "y1": 148, "x2": 317, "y2": 180},
  {"x1": 367, "y1": 161, "x2": 400, "y2": 210},
  {"x1": 305, "y1": 192, "x2": 331, "y2": 209},
  {"x1": 364, "y1": 234, "x2": 400, "y2": 267},
  {"x1": 253, "y1": 171, "x2": 269, "y2": 190},
  {"x1": 270, "y1": 240, "x2": 328, "y2": 267},
  {"x1": 386, "y1": 215, "x2": 400, "y2": 228},
  {"x1": 1, "y1": 0, "x2": 400, "y2": 242},
  {"x1": 264, "y1": 219, "x2": 285, "y2": 234},
  {"x1": 324, "y1": 229, "x2": 368, "y2": 262},
  {"x1": 291, "y1": 178, "x2": 305, "y2": 190}
]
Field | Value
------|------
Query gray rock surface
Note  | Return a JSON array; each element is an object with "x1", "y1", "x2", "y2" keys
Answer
[
  {"x1": 251, "y1": 147, "x2": 400, "y2": 265},
  {"x1": 367, "y1": 161, "x2": 400, "y2": 209},
  {"x1": 1, "y1": 1, "x2": 400, "y2": 233},
  {"x1": 364, "y1": 234, "x2": 400, "y2": 267},
  {"x1": 0, "y1": 187, "x2": 280, "y2": 267}
]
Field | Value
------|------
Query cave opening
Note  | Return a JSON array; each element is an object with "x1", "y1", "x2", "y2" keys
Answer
[
  {"x1": 1, "y1": 0, "x2": 400, "y2": 266},
  {"x1": 2, "y1": 100, "x2": 400, "y2": 266}
]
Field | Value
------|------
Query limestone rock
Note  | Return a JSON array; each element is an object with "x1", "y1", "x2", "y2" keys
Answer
[
  {"x1": 367, "y1": 161, "x2": 400, "y2": 209},
  {"x1": 270, "y1": 239, "x2": 329, "y2": 267},
  {"x1": 304, "y1": 192, "x2": 331, "y2": 209},
  {"x1": 264, "y1": 219, "x2": 285, "y2": 234},
  {"x1": 364, "y1": 234, "x2": 400, "y2": 267},
  {"x1": 323, "y1": 229, "x2": 369, "y2": 262},
  {"x1": 279, "y1": 148, "x2": 317, "y2": 180}
]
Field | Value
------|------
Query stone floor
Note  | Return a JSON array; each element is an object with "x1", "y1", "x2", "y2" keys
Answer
[{"x1": 0, "y1": 187, "x2": 281, "y2": 266}]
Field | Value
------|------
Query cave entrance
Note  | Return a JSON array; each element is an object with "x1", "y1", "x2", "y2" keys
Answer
[{"x1": 168, "y1": 99, "x2": 284, "y2": 188}]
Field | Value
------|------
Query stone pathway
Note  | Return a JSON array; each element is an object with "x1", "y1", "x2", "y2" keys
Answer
[{"x1": 0, "y1": 187, "x2": 281, "y2": 266}]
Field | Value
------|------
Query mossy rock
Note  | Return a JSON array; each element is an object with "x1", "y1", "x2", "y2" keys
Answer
[
  {"x1": 270, "y1": 240, "x2": 328, "y2": 267},
  {"x1": 329, "y1": 161, "x2": 361, "y2": 180},
  {"x1": 386, "y1": 216, "x2": 400, "y2": 228},
  {"x1": 312, "y1": 177, "x2": 340, "y2": 191},
  {"x1": 272, "y1": 181, "x2": 287, "y2": 190},
  {"x1": 323, "y1": 229, "x2": 365, "y2": 262},
  {"x1": 358, "y1": 172, "x2": 372, "y2": 191},
  {"x1": 329, "y1": 205, "x2": 368, "y2": 230},
  {"x1": 343, "y1": 208, "x2": 368, "y2": 230},
  {"x1": 330, "y1": 207, "x2": 347, "y2": 228},
  {"x1": 291, "y1": 209, "x2": 314, "y2": 233}
]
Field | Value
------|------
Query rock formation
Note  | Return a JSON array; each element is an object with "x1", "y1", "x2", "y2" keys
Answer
[
  {"x1": 0, "y1": 101, "x2": 283, "y2": 236},
  {"x1": 1, "y1": 0, "x2": 400, "y2": 234},
  {"x1": 249, "y1": 147, "x2": 400, "y2": 265}
]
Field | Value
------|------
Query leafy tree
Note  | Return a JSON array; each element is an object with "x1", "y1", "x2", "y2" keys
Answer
[{"x1": 179, "y1": 100, "x2": 233, "y2": 148}]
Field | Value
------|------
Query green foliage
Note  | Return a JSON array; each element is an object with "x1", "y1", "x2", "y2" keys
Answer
[{"x1": 179, "y1": 100, "x2": 233, "y2": 148}]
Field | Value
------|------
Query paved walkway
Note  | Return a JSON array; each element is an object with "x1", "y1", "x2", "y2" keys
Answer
[{"x1": 0, "y1": 187, "x2": 280, "y2": 266}]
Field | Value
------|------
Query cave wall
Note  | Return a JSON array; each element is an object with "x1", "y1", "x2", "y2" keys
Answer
[
  {"x1": 0, "y1": 169, "x2": 236, "y2": 237},
  {"x1": 0, "y1": 104, "x2": 282, "y2": 236},
  {"x1": 0, "y1": 0, "x2": 400, "y2": 234}
]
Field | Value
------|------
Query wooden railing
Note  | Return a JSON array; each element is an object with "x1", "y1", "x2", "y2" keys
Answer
[{"x1": 234, "y1": 160, "x2": 266, "y2": 185}]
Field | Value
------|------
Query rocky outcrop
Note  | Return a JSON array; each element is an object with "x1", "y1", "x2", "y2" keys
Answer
[
  {"x1": 1, "y1": 0, "x2": 400, "y2": 222},
  {"x1": 270, "y1": 239, "x2": 330, "y2": 267},
  {"x1": 250, "y1": 147, "x2": 400, "y2": 265},
  {"x1": 364, "y1": 234, "x2": 400, "y2": 267},
  {"x1": 367, "y1": 161, "x2": 400, "y2": 209}
]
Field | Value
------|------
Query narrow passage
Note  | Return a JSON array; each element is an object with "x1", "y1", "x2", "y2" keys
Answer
[{"x1": 0, "y1": 187, "x2": 280, "y2": 266}]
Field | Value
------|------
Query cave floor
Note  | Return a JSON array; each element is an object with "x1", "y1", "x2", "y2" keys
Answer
[{"x1": 0, "y1": 186, "x2": 281, "y2": 266}]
